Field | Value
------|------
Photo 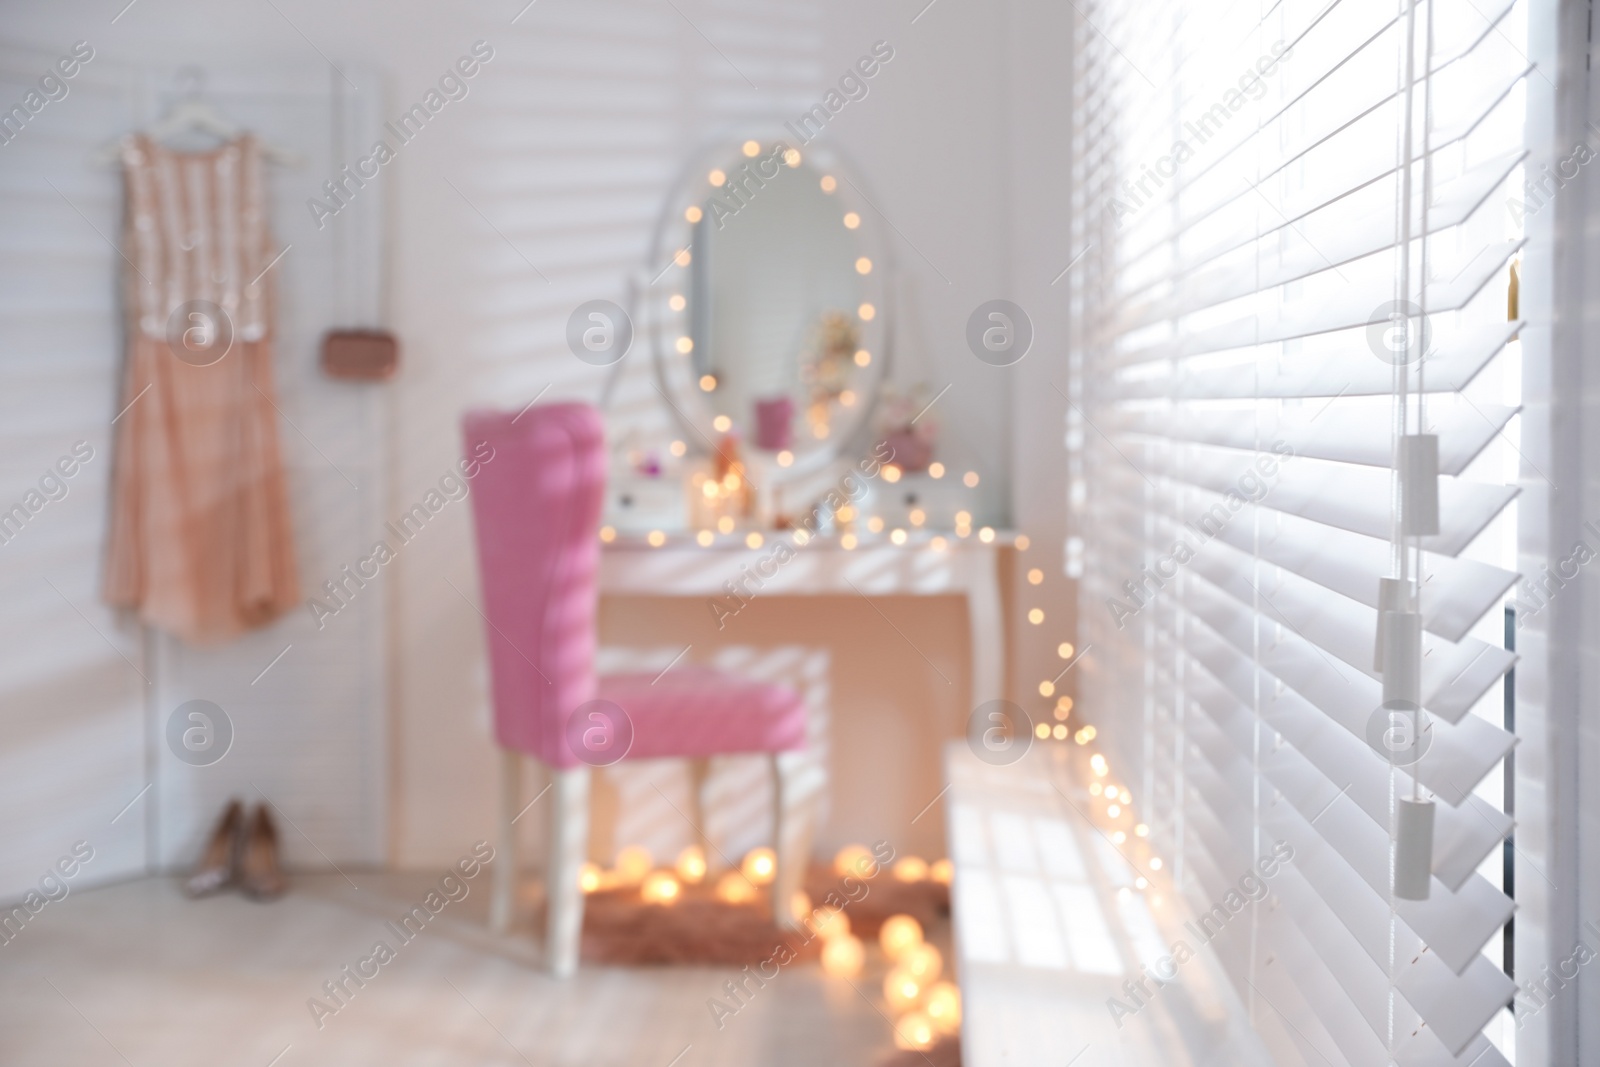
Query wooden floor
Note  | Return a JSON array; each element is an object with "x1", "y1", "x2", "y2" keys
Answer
[{"x1": 0, "y1": 871, "x2": 899, "y2": 1067}]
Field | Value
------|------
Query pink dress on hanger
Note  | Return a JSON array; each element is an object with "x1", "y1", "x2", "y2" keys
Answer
[{"x1": 103, "y1": 133, "x2": 300, "y2": 643}]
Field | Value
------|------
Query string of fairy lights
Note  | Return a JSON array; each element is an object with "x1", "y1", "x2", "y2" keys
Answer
[{"x1": 573, "y1": 840, "x2": 961, "y2": 1053}]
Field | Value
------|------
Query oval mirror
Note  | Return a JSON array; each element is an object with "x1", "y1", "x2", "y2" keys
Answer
[{"x1": 644, "y1": 140, "x2": 890, "y2": 480}]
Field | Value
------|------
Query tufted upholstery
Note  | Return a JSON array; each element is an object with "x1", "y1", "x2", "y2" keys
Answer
[{"x1": 463, "y1": 403, "x2": 806, "y2": 770}]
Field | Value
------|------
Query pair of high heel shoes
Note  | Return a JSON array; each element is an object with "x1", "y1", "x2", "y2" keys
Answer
[{"x1": 186, "y1": 800, "x2": 287, "y2": 900}]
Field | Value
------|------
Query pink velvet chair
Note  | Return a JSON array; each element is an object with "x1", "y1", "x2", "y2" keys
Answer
[{"x1": 462, "y1": 402, "x2": 812, "y2": 976}]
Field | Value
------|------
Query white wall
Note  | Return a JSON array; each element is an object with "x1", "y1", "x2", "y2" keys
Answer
[{"x1": 0, "y1": 0, "x2": 1061, "y2": 874}]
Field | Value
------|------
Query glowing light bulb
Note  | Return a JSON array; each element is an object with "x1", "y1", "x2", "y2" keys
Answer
[
  {"x1": 793, "y1": 529, "x2": 810, "y2": 545},
  {"x1": 1058, "y1": 642, "x2": 1075, "y2": 659},
  {"x1": 1089, "y1": 781, "x2": 1103, "y2": 795},
  {"x1": 929, "y1": 462, "x2": 945, "y2": 478},
  {"x1": 741, "y1": 847, "x2": 776, "y2": 886},
  {"x1": 1083, "y1": 725, "x2": 1097, "y2": 740},
  {"x1": 599, "y1": 525, "x2": 617, "y2": 543},
  {"x1": 890, "y1": 528, "x2": 908, "y2": 545},
  {"x1": 840, "y1": 389, "x2": 857, "y2": 407},
  {"x1": 647, "y1": 530, "x2": 666, "y2": 547},
  {"x1": 834, "y1": 844, "x2": 875, "y2": 877},
  {"x1": 709, "y1": 168, "x2": 726, "y2": 185},
  {"x1": 979, "y1": 527, "x2": 995, "y2": 543},
  {"x1": 1090, "y1": 753, "x2": 1108, "y2": 776},
  {"x1": 1015, "y1": 534, "x2": 1031, "y2": 550},
  {"x1": 841, "y1": 532, "x2": 857, "y2": 549},
  {"x1": 930, "y1": 536, "x2": 948, "y2": 550},
  {"x1": 742, "y1": 140, "x2": 760, "y2": 157},
  {"x1": 1053, "y1": 723, "x2": 1068, "y2": 740},
  {"x1": 1135, "y1": 876, "x2": 1148, "y2": 889},
  {"x1": 955, "y1": 510, "x2": 971, "y2": 525},
  {"x1": 717, "y1": 515, "x2": 735, "y2": 534},
  {"x1": 882, "y1": 465, "x2": 902, "y2": 483},
  {"x1": 615, "y1": 846, "x2": 653, "y2": 885},
  {"x1": 902, "y1": 942, "x2": 943, "y2": 982},
  {"x1": 894, "y1": 1012, "x2": 937, "y2": 1051},
  {"x1": 1039, "y1": 680, "x2": 1055, "y2": 697},
  {"x1": 1055, "y1": 697, "x2": 1073, "y2": 720},
  {"x1": 684, "y1": 205, "x2": 703, "y2": 223},
  {"x1": 893, "y1": 856, "x2": 929, "y2": 882},
  {"x1": 1107, "y1": 804, "x2": 1121, "y2": 818},
  {"x1": 858, "y1": 302, "x2": 875, "y2": 320},
  {"x1": 963, "y1": 471, "x2": 979, "y2": 487},
  {"x1": 909, "y1": 508, "x2": 926, "y2": 526},
  {"x1": 676, "y1": 336, "x2": 694, "y2": 354},
  {"x1": 641, "y1": 870, "x2": 681, "y2": 905},
  {"x1": 713, "y1": 415, "x2": 732, "y2": 432},
  {"x1": 931, "y1": 858, "x2": 953, "y2": 884},
  {"x1": 674, "y1": 248, "x2": 692, "y2": 267},
  {"x1": 1028, "y1": 568, "x2": 1044, "y2": 585},
  {"x1": 1135, "y1": 824, "x2": 1150, "y2": 839},
  {"x1": 579, "y1": 862, "x2": 603, "y2": 893},
  {"x1": 676, "y1": 845, "x2": 707, "y2": 884},
  {"x1": 745, "y1": 531, "x2": 763, "y2": 549},
  {"x1": 924, "y1": 982, "x2": 961, "y2": 1033},
  {"x1": 879, "y1": 915, "x2": 923, "y2": 961},
  {"x1": 669, "y1": 293, "x2": 686, "y2": 311},
  {"x1": 867, "y1": 516, "x2": 885, "y2": 533},
  {"x1": 884, "y1": 967, "x2": 924, "y2": 1013},
  {"x1": 854, "y1": 349, "x2": 871, "y2": 367},
  {"x1": 777, "y1": 450, "x2": 794, "y2": 467},
  {"x1": 714, "y1": 870, "x2": 758, "y2": 904},
  {"x1": 1034, "y1": 722, "x2": 1050, "y2": 739},
  {"x1": 821, "y1": 934, "x2": 865, "y2": 977},
  {"x1": 1028, "y1": 608, "x2": 1045, "y2": 625},
  {"x1": 855, "y1": 257, "x2": 873, "y2": 275},
  {"x1": 809, "y1": 903, "x2": 851, "y2": 940},
  {"x1": 1112, "y1": 830, "x2": 1127, "y2": 844},
  {"x1": 669, "y1": 439, "x2": 687, "y2": 456},
  {"x1": 699, "y1": 374, "x2": 717, "y2": 392},
  {"x1": 843, "y1": 211, "x2": 861, "y2": 229},
  {"x1": 820, "y1": 175, "x2": 837, "y2": 193},
  {"x1": 1150, "y1": 856, "x2": 1163, "y2": 870},
  {"x1": 783, "y1": 148, "x2": 801, "y2": 167},
  {"x1": 789, "y1": 890, "x2": 812, "y2": 923}
]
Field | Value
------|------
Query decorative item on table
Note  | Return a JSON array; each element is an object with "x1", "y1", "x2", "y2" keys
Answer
[
  {"x1": 798, "y1": 310, "x2": 861, "y2": 441},
  {"x1": 754, "y1": 394, "x2": 794, "y2": 451},
  {"x1": 688, "y1": 431, "x2": 755, "y2": 531},
  {"x1": 875, "y1": 385, "x2": 939, "y2": 473}
]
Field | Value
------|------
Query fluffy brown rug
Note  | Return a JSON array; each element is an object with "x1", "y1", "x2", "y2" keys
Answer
[
  {"x1": 568, "y1": 864, "x2": 950, "y2": 967},
  {"x1": 876, "y1": 1036, "x2": 962, "y2": 1067}
]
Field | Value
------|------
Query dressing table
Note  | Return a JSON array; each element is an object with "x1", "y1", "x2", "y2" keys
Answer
[{"x1": 599, "y1": 530, "x2": 1013, "y2": 710}]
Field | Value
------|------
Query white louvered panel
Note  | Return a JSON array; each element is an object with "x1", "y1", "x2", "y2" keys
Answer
[
  {"x1": 1185, "y1": 670, "x2": 1509, "y2": 975},
  {"x1": 1145, "y1": 446, "x2": 1519, "y2": 557},
  {"x1": 1179, "y1": 686, "x2": 1511, "y2": 1059},
  {"x1": 1123, "y1": 397, "x2": 1517, "y2": 474},
  {"x1": 1184, "y1": 591, "x2": 1514, "y2": 805},
  {"x1": 1070, "y1": 0, "x2": 1523, "y2": 1057},
  {"x1": 1183, "y1": 652, "x2": 1510, "y2": 892},
  {"x1": 1115, "y1": 317, "x2": 1518, "y2": 401},
  {"x1": 1183, "y1": 545, "x2": 1515, "y2": 723}
]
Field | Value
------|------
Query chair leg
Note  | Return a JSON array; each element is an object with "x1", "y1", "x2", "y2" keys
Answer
[
  {"x1": 687, "y1": 757, "x2": 714, "y2": 868},
  {"x1": 545, "y1": 765, "x2": 592, "y2": 978},
  {"x1": 770, "y1": 750, "x2": 812, "y2": 931},
  {"x1": 490, "y1": 748, "x2": 521, "y2": 934}
]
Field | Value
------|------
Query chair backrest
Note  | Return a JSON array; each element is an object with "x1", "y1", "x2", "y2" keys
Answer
[{"x1": 462, "y1": 402, "x2": 605, "y2": 767}]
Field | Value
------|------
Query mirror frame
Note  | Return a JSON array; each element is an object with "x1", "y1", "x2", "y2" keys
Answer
[{"x1": 642, "y1": 137, "x2": 892, "y2": 481}]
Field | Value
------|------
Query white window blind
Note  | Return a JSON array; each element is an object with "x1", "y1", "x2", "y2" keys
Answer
[{"x1": 1068, "y1": 0, "x2": 1524, "y2": 1063}]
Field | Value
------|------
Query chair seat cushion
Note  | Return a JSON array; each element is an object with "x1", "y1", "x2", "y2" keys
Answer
[{"x1": 596, "y1": 668, "x2": 806, "y2": 761}]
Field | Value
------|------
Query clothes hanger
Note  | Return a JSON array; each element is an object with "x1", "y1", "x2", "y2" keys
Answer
[{"x1": 91, "y1": 67, "x2": 303, "y2": 167}]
